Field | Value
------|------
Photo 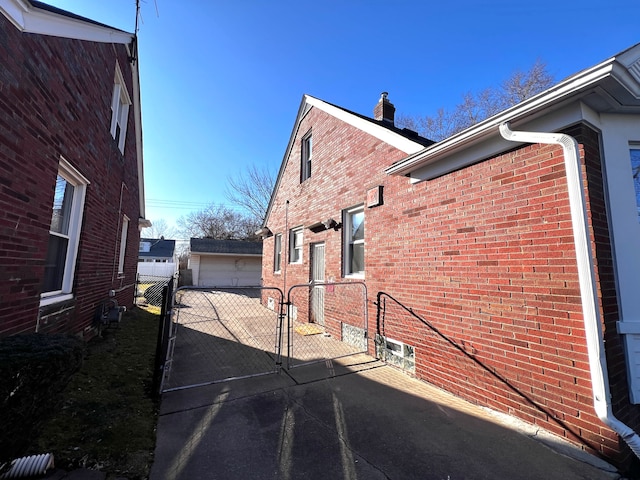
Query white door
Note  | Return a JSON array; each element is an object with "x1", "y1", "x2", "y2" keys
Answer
[{"x1": 311, "y1": 244, "x2": 325, "y2": 325}]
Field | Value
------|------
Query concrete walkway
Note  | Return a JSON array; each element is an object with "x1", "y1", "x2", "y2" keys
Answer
[{"x1": 151, "y1": 354, "x2": 623, "y2": 480}]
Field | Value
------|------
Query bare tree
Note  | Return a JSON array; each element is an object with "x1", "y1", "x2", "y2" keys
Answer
[
  {"x1": 397, "y1": 60, "x2": 555, "y2": 142},
  {"x1": 177, "y1": 204, "x2": 260, "y2": 240},
  {"x1": 225, "y1": 164, "x2": 276, "y2": 223},
  {"x1": 141, "y1": 218, "x2": 177, "y2": 239}
]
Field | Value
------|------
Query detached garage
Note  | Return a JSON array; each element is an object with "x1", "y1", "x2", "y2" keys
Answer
[{"x1": 189, "y1": 238, "x2": 263, "y2": 287}]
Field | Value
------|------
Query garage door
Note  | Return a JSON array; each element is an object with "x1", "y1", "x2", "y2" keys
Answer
[{"x1": 198, "y1": 256, "x2": 262, "y2": 287}]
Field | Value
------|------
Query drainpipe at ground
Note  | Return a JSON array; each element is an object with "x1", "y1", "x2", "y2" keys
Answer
[{"x1": 499, "y1": 122, "x2": 640, "y2": 459}]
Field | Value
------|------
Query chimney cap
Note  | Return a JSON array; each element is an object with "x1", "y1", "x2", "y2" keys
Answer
[{"x1": 380, "y1": 91, "x2": 389, "y2": 101}]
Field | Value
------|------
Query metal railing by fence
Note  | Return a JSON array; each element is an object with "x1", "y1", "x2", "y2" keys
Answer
[
  {"x1": 160, "y1": 286, "x2": 285, "y2": 393},
  {"x1": 285, "y1": 282, "x2": 368, "y2": 368}
]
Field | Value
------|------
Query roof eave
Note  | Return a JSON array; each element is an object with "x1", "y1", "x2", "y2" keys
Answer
[
  {"x1": 0, "y1": 0, "x2": 134, "y2": 43},
  {"x1": 262, "y1": 94, "x2": 428, "y2": 227},
  {"x1": 386, "y1": 55, "x2": 632, "y2": 177}
]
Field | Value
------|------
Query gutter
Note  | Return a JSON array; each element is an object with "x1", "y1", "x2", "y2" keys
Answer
[
  {"x1": 386, "y1": 58, "x2": 618, "y2": 177},
  {"x1": 499, "y1": 122, "x2": 640, "y2": 459}
]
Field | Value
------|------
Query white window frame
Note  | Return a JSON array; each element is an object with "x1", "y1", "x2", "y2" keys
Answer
[
  {"x1": 289, "y1": 227, "x2": 303, "y2": 264},
  {"x1": 118, "y1": 215, "x2": 129, "y2": 275},
  {"x1": 274, "y1": 233, "x2": 282, "y2": 272},
  {"x1": 301, "y1": 131, "x2": 312, "y2": 182},
  {"x1": 41, "y1": 157, "x2": 89, "y2": 307},
  {"x1": 343, "y1": 205, "x2": 365, "y2": 277},
  {"x1": 110, "y1": 63, "x2": 131, "y2": 154}
]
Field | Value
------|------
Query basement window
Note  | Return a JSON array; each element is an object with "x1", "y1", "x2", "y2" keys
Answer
[{"x1": 376, "y1": 335, "x2": 415, "y2": 373}]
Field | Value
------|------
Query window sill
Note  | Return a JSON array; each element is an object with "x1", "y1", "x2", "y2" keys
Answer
[
  {"x1": 40, "y1": 293, "x2": 74, "y2": 307},
  {"x1": 344, "y1": 273, "x2": 365, "y2": 280}
]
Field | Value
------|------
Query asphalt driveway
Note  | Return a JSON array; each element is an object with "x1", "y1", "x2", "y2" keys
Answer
[{"x1": 150, "y1": 354, "x2": 622, "y2": 480}]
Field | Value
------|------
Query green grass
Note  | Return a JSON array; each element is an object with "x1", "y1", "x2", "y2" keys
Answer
[{"x1": 30, "y1": 307, "x2": 161, "y2": 479}]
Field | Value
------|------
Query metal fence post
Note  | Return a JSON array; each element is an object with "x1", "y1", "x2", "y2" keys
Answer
[{"x1": 152, "y1": 278, "x2": 174, "y2": 399}]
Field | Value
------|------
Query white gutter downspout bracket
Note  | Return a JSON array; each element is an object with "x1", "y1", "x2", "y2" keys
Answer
[{"x1": 499, "y1": 122, "x2": 640, "y2": 459}]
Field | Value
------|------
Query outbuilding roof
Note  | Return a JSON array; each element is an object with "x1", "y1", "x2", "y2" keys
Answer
[{"x1": 190, "y1": 238, "x2": 263, "y2": 256}]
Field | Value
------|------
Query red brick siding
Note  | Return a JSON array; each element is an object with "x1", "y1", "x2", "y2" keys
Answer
[
  {"x1": 0, "y1": 15, "x2": 141, "y2": 338},
  {"x1": 263, "y1": 107, "x2": 639, "y2": 465}
]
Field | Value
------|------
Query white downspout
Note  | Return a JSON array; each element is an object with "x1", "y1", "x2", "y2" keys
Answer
[{"x1": 499, "y1": 122, "x2": 640, "y2": 458}]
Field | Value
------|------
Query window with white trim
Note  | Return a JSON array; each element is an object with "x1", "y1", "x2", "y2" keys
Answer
[
  {"x1": 343, "y1": 205, "x2": 364, "y2": 276},
  {"x1": 274, "y1": 233, "x2": 282, "y2": 272},
  {"x1": 289, "y1": 227, "x2": 303, "y2": 264},
  {"x1": 110, "y1": 64, "x2": 131, "y2": 154},
  {"x1": 42, "y1": 158, "x2": 89, "y2": 303},
  {"x1": 301, "y1": 131, "x2": 312, "y2": 182},
  {"x1": 118, "y1": 215, "x2": 129, "y2": 275}
]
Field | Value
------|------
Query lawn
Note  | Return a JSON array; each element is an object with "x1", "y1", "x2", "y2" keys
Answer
[{"x1": 29, "y1": 306, "x2": 161, "y2": 479}]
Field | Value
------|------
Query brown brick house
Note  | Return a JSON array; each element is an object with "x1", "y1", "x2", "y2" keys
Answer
[
  {"x1": 260, "y1": 44, "x2": 640, "y2": 469},
  {"x1": 0, "y1": 1, "x2": 150, "y2": 337}
]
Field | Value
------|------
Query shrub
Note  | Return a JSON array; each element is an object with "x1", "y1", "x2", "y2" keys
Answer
[
  {"x1": 0, "y1": 334, "x2": 85, "y2": 468},
  {"x1": 143, "y1": 282, "x2": 166, "y2": 306}
]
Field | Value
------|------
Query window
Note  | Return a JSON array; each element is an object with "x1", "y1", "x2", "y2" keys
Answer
[
  {"x1": 344, "y1": 205, "x2": 364, "y2": 276},
  {"x1": 289, "y1": 227, "x2": 303, "y2": 264},
  {"x1": 301, "y1": 131, "x2": 312, "y2": 182},
  {"x1": 118, "y1": 216, "x2": 129, "y2": 275},
  {"x1": 42, "y1": 158, "x2": 89, "y2": 304},
  {"x1": 110, "y1": 64, "x2": 131, "y2": 154},
  {"x1": 376, "y1": 335, "x2": 415, "y2": 373},
  {"x1": 630, "y1": 148, "x2": 640, "y2": 222},
  {"x1": 274, "y1": 233, "x2": 282, "y2": 272}
]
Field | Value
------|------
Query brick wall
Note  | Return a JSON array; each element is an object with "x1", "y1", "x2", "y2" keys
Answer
[
  {"x1": 262, "y1": 104, "x2": 640, "y2": 465},
  {"x1": 0, "y1": 15, "x2": 141, "y2": 338}
]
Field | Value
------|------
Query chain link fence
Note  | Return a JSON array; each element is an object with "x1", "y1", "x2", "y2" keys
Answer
[
  {"x1": 161, "y1": 286, "x2": 285, "y2": 393},
  {"x1": 285, "y1": 282, "x2": 368, "y2": 368},
  {"x1": 135, "y1": 274, "x2": 175, "y2": 307}
]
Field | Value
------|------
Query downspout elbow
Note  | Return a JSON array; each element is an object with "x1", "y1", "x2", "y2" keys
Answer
[{"x1": 499, "y1": 121, "x2": 640, "y2": 460}]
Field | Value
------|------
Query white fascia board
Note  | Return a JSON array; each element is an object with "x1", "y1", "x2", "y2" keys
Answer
[
  {"x1": 386, "y1": 58, "x2": 621, "y2": 177},
  {"x1": 406, "y1": 102, "x2": 600, "y2": 183},
  {"x1": 305, "y1": 95, "x2": 425, "y2": 155},
  {"x1": 130, "y1": 43, "x2": 147, "y2": 222},
  {"x1": 0, "y1": 0, "x2": 133, "y2": 43}
]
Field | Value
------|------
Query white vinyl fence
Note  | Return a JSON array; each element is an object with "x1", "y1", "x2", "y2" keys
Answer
[{"x1": 137, "y1": 262, "x2": 177, "y2": 280}]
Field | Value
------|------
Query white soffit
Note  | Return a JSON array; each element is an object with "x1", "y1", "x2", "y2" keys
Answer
[{"x1": 0, "y1": 0, "x2": 133, "y2": 44}]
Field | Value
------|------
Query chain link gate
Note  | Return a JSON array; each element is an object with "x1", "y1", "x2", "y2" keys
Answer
[
  {"x1": 286, "y1": 282, "x2": 368, "y2": 368},
  {"x1": 160, "y1": 286, "x2": 285, "y2": 393}
]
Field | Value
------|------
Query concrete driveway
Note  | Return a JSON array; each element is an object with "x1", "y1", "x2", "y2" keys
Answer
[{"x1": 150, "y1": 354, "x2": 622, "y2": 480}]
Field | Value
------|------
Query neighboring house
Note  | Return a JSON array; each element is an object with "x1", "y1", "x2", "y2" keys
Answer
[
  {"x1": 137, "y1": 238, "x2": 177, "y2": 279},
  {"x1": 0, "y1": 1, "x2": 150, "y2": 337},
  {"x1": 189, "y1": 238, "x2": 262, "y2": 287},
  {"x1": 260, "y1": 44, "x2": 640, "y2": 470}
]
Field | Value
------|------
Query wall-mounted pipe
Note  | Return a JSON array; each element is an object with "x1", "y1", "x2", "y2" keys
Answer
[{"x1": 499, "y1": 122, "x2": 640, "y2": 459}]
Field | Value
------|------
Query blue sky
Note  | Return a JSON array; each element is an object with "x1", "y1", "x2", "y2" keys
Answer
[{"x1": 46, "y1": 0, "x2": 639, "y2": 237}]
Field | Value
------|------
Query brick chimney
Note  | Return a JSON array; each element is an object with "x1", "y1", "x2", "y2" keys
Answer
[{"x1": 374, "y1": 91, "x2": 395, "y2": 125}]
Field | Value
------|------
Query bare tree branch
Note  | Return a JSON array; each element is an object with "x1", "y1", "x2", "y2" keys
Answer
[
  {"x1": 225, "y1": 164, "x2": 276, "y2": 223},
  {"x1": 141, "y1": 218, "x2": 177, "y2": 239},
  {"x1": 176, "y1": 204, "x2": 260, "y2": 240},
  {"x1": 396, "y1": 61, "x2": 555, "y2": 142}
]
